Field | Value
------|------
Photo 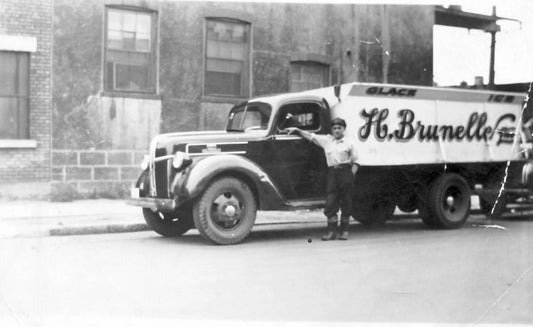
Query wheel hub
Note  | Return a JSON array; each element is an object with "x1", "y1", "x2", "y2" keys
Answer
[
  {"x1": 443, "y1": 187, "x2": 464, "y2": 216},
  {"x1": 225, "y1": 205, "x2": 236, "y2": 217},
  {"x1": 446, "y1": 195, "x2": 455, "y2": 211},
  {"x1": 212, "y1": 193, "x2": 243, "y2": 228}
]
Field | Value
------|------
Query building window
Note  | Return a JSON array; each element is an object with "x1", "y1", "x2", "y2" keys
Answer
[
  {"x1": 205, "y1": 19, "x2": 250, "y2": 97},
  {"x1": 104, "y1": 7, "x2": 157, "y2": 94},
  {"x1": 0, "y1": 51, "x2": 29, "y2": 139},
  {"x1": 290, "y1": 62, "x2": 329, "y2": 92}
]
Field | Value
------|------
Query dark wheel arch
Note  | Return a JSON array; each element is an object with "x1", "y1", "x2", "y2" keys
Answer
[{"x1": 143, "y1": 208, "x2": 194, "y2": 237}]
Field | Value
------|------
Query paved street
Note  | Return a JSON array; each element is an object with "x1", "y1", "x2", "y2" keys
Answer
[{"x1": 0, "y1": 216, "x2": 532, "y2": 326}]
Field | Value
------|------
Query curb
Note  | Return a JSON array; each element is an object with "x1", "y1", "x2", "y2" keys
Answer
[
  {"x1": 49, "y1": 223, "x2": 150, "y2": 236},
  {"x1": 47, "y1": 219, "x2": 328, "y2": 237},
  {"x1": 33, "y1": 210, "x2": 533, "y2": 238}
]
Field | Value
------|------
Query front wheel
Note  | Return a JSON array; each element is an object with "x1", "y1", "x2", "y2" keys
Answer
[
  {"x1": 427, "y1": 173, "x2": 471, "y2": 229},
  {"x1": 193, "y1": 177, "x2": 257, "y2": 245},
  {"x1": 143, "y1": 208, "x2": 194, "y2": 237}
]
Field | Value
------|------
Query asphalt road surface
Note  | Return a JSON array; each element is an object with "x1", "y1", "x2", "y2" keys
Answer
[{"x1": 0, "y1": 216, "x2": 532, "y2": 326}]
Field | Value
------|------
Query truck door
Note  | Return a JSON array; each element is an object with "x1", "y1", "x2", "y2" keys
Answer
[{"x1": 258, "y1": 101, "x2": 328, "y2": 200}]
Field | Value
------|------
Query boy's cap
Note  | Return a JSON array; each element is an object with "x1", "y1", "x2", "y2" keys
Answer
[{"x1": 331, "y1": 118, "x2": 347, "y2": 128}]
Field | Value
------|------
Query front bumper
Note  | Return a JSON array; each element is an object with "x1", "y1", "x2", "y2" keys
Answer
[{"x1": 127, "y1": 188, "x2": 176, "y2": 211}]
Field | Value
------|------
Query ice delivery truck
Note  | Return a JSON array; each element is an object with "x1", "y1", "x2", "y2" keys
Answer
[{"x1": 128, "y1": 82, "x2": 532, "y2": 245}]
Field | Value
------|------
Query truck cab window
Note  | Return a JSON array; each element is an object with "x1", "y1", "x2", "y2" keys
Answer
[
  {"x1": 277, "y1": 102, "x2": 321, "y2": 132},
  {"x1": 226, "y1": 102, "x2": 271, "y2": 132}
]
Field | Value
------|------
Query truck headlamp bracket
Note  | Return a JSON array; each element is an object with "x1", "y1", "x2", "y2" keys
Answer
[{"x1": 172, "y1": 151, "x2": 192, "y2": 170}]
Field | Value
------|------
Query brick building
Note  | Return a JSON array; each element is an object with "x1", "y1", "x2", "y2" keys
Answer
[
  {"x1": 1, "y1": 0, "x2": 437, "y2": 198},
  {"x1": 52, "y1": 1, "x2": 434, "y2": 152},
  {"x1": 0, "y1": 0, "x2": 53, "y2": 198},
  {"x1": 48, "y1": 0, "x2": 434, "y2": 197}
]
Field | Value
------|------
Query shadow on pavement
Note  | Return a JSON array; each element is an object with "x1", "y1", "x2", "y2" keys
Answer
[
  {"x1": 138, "y1": 214, "x2": 533, "y2": 246},
  {"x1": 142, "y1": 219, "x2": 434, "y2": 246}
]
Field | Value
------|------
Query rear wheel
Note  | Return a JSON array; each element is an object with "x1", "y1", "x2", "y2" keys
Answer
[
  {"x1": 353, "y1": 196, "x2": 395, "y2": 227},
  {"x1": 193, "y1": 177, "x2": 257, "y2": 245},
  {"x1": 143, "y1": 208, "x2": 194, "y2": 237},
  {"x1": 426, "y1": 173, "x2": 471, "y2": 229}
]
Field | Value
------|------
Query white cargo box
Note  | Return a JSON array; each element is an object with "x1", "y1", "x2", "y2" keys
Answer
[{"x1": 316, "y1": 83, "x2": 526, "y2": 166}]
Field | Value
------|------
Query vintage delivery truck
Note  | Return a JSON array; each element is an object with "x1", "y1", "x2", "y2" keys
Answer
[{"x1": 128, "y1": 82, "x2": 532, "y2": 244}]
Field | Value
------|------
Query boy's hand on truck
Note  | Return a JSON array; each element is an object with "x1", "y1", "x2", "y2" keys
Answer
[{"x1": 284, "y1": 127, "x2": 300, "y2": 135}]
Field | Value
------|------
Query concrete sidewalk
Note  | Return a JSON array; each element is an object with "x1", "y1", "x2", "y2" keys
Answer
[
  {"x1": 0, "y1": 199, "x2": 325, "y2": 239},
  {"x1": 0, "y1": 196, "x2": 519, "y2": 239}
]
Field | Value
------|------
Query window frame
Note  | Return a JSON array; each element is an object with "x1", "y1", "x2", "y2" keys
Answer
[
  {"x1": 203, "y1": 17, "x2": 251, "y2": 99},
  {"x1": 0, "y1": 51, "x2": 30, "y2": 140},
  {"x1": 103, "y1": 6, "x2": 158, "y2": 95},
  {"x1": 275, "y1": 102, "x2": 323, "y2": 135},
  {"x1": 289, "y1": 61, "x2": 330, "y2": 92}
]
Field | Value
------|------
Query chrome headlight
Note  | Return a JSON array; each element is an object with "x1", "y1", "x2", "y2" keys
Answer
[
  {"x1": 172, "y1": 151, "x2": 191, "y2": 169},
  {"x1": 139, "y1": 154, "x2": 150, "y2": 170}
]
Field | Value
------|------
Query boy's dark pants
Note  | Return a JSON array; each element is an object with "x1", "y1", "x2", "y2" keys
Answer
[{"x1": 324, "y1": 164, "x2": 354, "y2": 231}]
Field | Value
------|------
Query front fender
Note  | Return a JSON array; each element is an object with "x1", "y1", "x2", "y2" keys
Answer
[{"x1": 172, "y1": 154, "x2": 286, "y2": 210}]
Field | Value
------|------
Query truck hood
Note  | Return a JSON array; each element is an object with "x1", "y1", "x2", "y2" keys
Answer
[{"x1": 153, "y1": 130, "x2": 265, "y2": 157}]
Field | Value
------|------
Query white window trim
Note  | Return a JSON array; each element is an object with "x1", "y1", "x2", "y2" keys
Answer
[
  {"x1": 203, "y1": 18, "x2": 251, "y2": 98},
  {"x1": 0, "y1": 139, "x2": 37, "y2": 149},
  {"x1": 103, "y1": 7, "x2": 158, "y2": 95},
  {"x1": 0, "y1": 35, "x2": 37, "y2": 52}
]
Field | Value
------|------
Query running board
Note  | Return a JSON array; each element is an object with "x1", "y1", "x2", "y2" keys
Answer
[
  {"x1": 285, "y1": 199, "x2": 325, "y2": 209},
  {"x1": 473, "y1": 186, "x2": 531, "y2": 196}
]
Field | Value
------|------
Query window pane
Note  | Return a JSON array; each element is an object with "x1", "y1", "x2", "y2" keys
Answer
[
  {"x1": 230, "y1": 43, "x2": 245, "y2": 60},
  {"x1": 231, "y1": 25, "x2": 245, "y2": 42},
  {"x1": 107, "y1": 62, "x2": 115, "y2": 90},
  {"x1": 136, "y1": 13, "x2": 151, "y2": 34},
  {"x1": 122, "y1": 31, "x2": 135, "y2": 51},
  {"x1": 217, "y1": 42, "x2": 232, "y2": 58},
  {"x1": 107, "y1": 30, "x2": 122, "y2": 49},
  {"x1": 206, "y1": 40, "x2": 218, "y2": 58},
  {"x1": 212, "y1": 22, "x2": 230, "y2": 42},
  {"x1": 0, "y1": 53, "x2": 17, "y2": 95},
  {"x1": 108, "y1": 10, "x2": 122, "y2": 30},
  {"x1": 115, "y1": 63, "x2": 149, "y2": 91},
  {"x1": 205, "y1": 20, "x2": 249, "y2": 97},
  {"x1": 290, "y1": 62, "x2": 329, "y2": 91},
  {"x1": 17, "y1": 97, "x2": 28, "y2": 138},
  {"x1": 122, "y1": 12, "x2": 136, "y2": 32},
  {"x1": 105, "y1": 8, "x2": 156, "y2": 94},
  {"x1": 0, "y1": 97, "x2": 19, "y2": 138},
  {"x1": 207, "y1": 58, "x2": 242, "y2": 74},
  {"x1": 136, "y1": 33, "x2": 150, "y2": 52},
  {"x1": 17, "y1": 53, "x2": 29, "y2": 96}
]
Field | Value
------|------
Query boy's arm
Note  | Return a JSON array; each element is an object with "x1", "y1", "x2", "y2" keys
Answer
[
  {"x1": 350, "y1": 142, "x2": 359, "y2": 175},
  {"x1": 285, "y1": 127, "x2": 315, "y2": 143},
  {"x1": 351, "y1": 164, "x2": 359, "y2": 176}
]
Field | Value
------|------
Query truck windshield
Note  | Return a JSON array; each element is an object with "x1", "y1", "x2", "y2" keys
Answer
[{"x1": 226, "y1": 102, "x2": 272, "y2": 132}]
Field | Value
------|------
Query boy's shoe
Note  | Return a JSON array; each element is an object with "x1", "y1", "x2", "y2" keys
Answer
[
  {"x1": 321, "y1": 231, "x2": 337, "y2": 241},
  {"x1": 338, "y1": 231, "x2": 349, "y2": 240}
]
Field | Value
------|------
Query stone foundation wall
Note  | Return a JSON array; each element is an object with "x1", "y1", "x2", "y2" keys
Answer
[{"x1": 52, "y1": 149, "x2": 144, "y2": 198}]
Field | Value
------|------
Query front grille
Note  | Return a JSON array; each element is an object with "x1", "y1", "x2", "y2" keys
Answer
[{"x1": 154, "y1": 160, "x2": 170, "y2": 198}]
